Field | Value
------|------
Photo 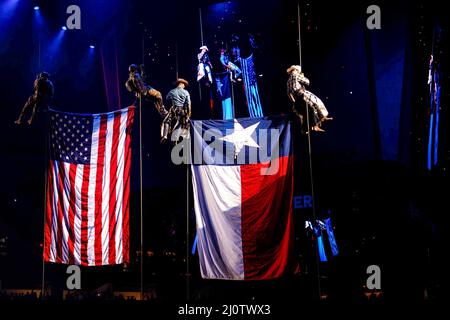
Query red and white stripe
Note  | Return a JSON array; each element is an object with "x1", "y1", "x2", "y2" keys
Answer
[{"x1": 44, "y1": 107, "x2": 134, "y2": 266}]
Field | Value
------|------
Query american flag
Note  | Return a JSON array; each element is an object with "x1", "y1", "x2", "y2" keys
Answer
[
  {"x1": 427, "y1": 53, "x2": 441, "y2": 170},
  {"x1": 44, "y1": 107, "x2": 135, "y2": 266},
  {"x1": 240, "y1": 54, "x2": 263, "y2": 118}
]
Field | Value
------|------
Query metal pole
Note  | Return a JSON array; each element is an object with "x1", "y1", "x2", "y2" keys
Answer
[
  {"x1": 140, "y1": 33, "x2": 145, "y2": 301},
  {"x1": 176, "y1": 28, "x2": 190, "y2": 301},
  {"x1": 297, "y1": 0, "x2": 321, "y2": 300},
  {"x1": 41, "y1": 113, "x2": 48, "y2": 299},
  {"x1": 186, "y1": 159, "x2": 190, "y2": 301},
  {"x1": 139, "y1": 95, "x2": 144, "y2": 301},
  {"x1": 139, "y1": 95, "x2": 144, "y2": 300}
]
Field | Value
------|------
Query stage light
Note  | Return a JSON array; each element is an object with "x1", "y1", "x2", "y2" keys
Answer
[
  {"x1": 32, "y1": 3, "x2": 44, "y2": 34},
  {"x1": 61, "y1": 26, "x2": 67, "y2": 30},
  {"x1": 46, "y1": 28, "x2": 66, "y2": 65},
  {"x1": 89, "y1": 45, "x2": 95, "y2": 49},
  {"x1": 1, "y1": 0, "x2": 21, "y2": 22}
]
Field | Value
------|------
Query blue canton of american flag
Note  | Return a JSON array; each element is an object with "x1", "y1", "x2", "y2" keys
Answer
[
  {"x1": 50, "y1": 112, "x2": 93, "y2": 164},
  {"x1": 45, "y1": 107, "x2": 135, "y2": 267}
]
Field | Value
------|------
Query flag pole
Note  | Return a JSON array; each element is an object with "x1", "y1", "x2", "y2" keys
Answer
[
  {"x1": 176, "y1": 33, "x2": 191, "y2": 302},
  {"x1": 139, "y1": 95, "x2": 144, "y2": 300},
  {"x1": 297, "y1": 0, "x2": 322, "y2": 300},
  {"x1": 139, "y1": 33, "x2": 145, "y2": 301},
  {"x1": 41, "y1": 112, "x2": 49, "y2": 299},
  {"x1": 186, "y1": 151, "x2": 190, "y2": 301},
  {"x1": 139, "y1": 94, "x2": 144, "y2": 300}
]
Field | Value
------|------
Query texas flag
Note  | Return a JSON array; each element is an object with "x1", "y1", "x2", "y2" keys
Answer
[{"x1": 190, "y1": 115, "x2": 298, "y2": 280}]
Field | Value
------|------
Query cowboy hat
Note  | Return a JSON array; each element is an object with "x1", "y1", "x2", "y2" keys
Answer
[
  {"x1": 175, "y1": 78, "x2": 189, "y2": 86},
  {"x1": 287, "y1": 65, "x2": 302, "y2": 74}
]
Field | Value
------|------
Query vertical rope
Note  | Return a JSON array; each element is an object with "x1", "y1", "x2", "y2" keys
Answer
[
  {"x1": 199, "y1": 8, "x2": 204, "y2": 46},
  {"x1": 198, "y1": 8, "x2": 204, "y2": 101},
  {"x1": 297, "y1": 2, "x2": 302, "y2": 68},
  {"x1": 297, "y1": 0, "x2": 321, "y2": 300}
]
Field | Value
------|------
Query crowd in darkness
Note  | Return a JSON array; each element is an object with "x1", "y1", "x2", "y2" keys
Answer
[
  {"x1": 0, "y1": 288, "x2": 385, "y2": 303},
  {"x1": 0, "y1": 291, "x2": 39, "y2": 301},
  {"x1": 0, "y1": 290, "x2": 140, "y2": 301}
]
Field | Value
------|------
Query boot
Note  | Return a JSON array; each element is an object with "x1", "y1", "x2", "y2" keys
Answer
[
  {"x1": 312, "y1": 125, "x2": 325, "y2": 132},
  {"x1": 160, "y1": 123, "x2": 170, "y2": 144}
]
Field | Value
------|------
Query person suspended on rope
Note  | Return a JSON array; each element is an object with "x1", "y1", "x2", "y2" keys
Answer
[
  {"x1": 15, "y1": 72, "x2": 54, "y2": 125},
  {"x1": 125, "y1": 63, "x2": 168, "y2": 118},
  {"x1": 220, "y1": 48, "x2": 242, "y2": 82},
  {"x1": 287, "y1": 65, "x2": 332, "y2": 133},
  {"x1": 161, "y1": 78, "x2": 191, "y2": 144},
  {"x1": 230, "y1": 33, "x2": 241, "y2": 62},
  {"x1": 197, "y1": 46, "x2": 213, "y2": 85}
]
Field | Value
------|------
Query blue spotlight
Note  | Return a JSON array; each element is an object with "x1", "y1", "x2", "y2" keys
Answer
[
  {"x1": 33, "y1": 3, "x2": 44, "y2": 31},
  {"x1": 47, "y1": 29, "x2": 66, "y2": 59},
  {"x1": 89, "y1": 45, "x2": 95, "y2": 49},
  {"x1": 61, "y1": 26, "x2": 67, "y2": 30},
  {"x1": 1, "y1": 0, "x2": 20, "y2": 21}
]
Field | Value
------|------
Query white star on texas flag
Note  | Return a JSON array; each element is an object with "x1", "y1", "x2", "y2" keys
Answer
[{"x1": 220, "y1": 119, "x2": 260, "y2": 157}]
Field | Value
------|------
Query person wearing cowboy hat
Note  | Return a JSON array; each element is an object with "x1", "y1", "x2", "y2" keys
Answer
[
  {"x1": 197, "y1": 45, "x2": 213, "y2": 84},
  {"x1": 287, "y1": 65, "x2": 332, "y2": 133},
  {"x1": 15, "y1": 71, "x2": 54, "y2": 125},
  {"x1": 161, "y1": 78, "x2": 191, "y2": 143},
  {"x1": 125, "y1": 64, "x2": 168, "y2": 118}
]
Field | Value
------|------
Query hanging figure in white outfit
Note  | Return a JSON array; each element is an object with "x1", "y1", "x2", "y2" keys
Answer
[{"x1": 197, "y1": 46, "x2": 213, "y2": 86}]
